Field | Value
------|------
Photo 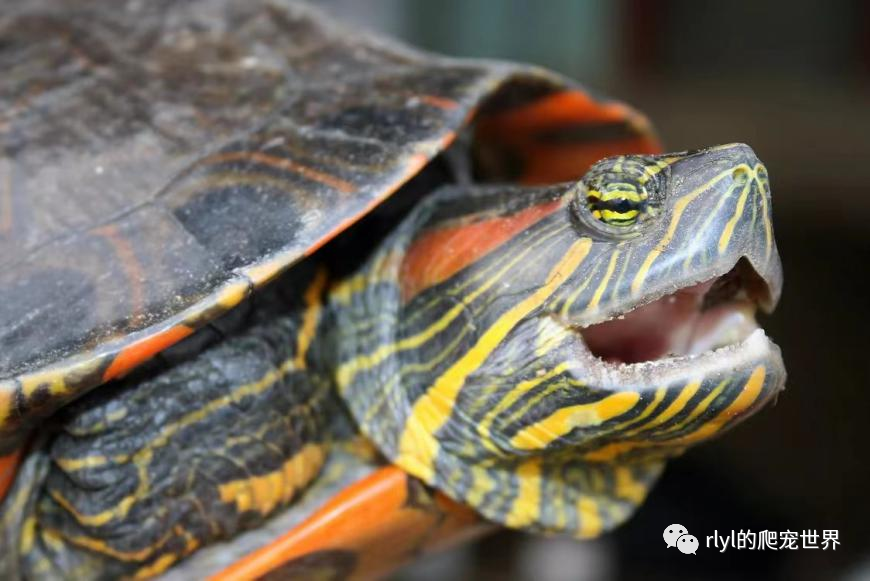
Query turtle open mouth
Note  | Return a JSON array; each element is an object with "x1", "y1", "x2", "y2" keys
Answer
[{"x1": 577, "y1": 259, "x2": 773, "y2": 365}]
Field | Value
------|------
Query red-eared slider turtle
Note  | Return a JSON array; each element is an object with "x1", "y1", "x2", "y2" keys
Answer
[{"x1": 0, "y1": 1, "x2": 785, "y2": 579}]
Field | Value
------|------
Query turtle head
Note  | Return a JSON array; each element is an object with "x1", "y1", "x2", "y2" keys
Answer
[
  {"x1": 560, "y1": 142, "x2": 781, "y2": 360},
  {"x1": 334, "y1": 143, "x2": 784, "y2": 537}
]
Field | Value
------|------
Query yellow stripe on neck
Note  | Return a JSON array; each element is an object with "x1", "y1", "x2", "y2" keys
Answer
[
  {"x1": 510, "y1": 391, "x2": 640, "y2": 451},
  {"x1": 335, "y1": 225, "x2": 569, "y2": 391},
  {"x1": 395, "y1": 238, "x2": 592, "y2": 481},
  {"x1": 504, "y1": 457, "x2": 542, "y2": 528}
]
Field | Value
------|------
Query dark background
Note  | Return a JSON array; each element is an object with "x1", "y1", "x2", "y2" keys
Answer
[{"x1": 317, "y1": 1, "x2": 870, "y2": 579}]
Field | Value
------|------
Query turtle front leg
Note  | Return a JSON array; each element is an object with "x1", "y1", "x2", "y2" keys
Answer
[{"x1": 0, "y1": 272, "x2": 339, "y2": 580}]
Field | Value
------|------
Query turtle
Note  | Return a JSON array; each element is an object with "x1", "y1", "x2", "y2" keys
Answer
[{"x1": 0, "y1": 1, "x2": 785, "y2": 579}]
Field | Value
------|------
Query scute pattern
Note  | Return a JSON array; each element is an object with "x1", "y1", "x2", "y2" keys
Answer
[
  {"x1": 0, "y1": 0, "x2": 656, "y2": 443},
  {"x1": 0, "y1": 0, "x2": 476, "y2": 378}
]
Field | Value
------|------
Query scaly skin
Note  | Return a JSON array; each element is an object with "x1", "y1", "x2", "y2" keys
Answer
[
  {"x1": 334, "y1": 144, "x2": 783, "y2": 536},
  {"x1": 0, "y1": 265, "x2": 347, "y2": 579},
  {"x1": 0, "y1": 146, "x2": 784, "y2": 579}
]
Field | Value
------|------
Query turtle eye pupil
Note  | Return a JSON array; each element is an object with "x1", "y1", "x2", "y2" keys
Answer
[
  {"x1": 585, "y1": 191, "x2": 643, "y2": 227},
  {"x1": 614, "y1": 199, "x2": 633, "y2": 213}
]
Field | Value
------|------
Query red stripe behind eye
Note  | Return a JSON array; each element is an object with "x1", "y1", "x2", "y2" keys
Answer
[
  {"x1": 0, "y1": 448, "x2": 23, "y2": 503},
  {"x1": 400, "y1": 198, "x2": 564, "y2": 302}
]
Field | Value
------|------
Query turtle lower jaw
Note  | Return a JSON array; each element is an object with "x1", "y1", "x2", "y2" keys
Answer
[{"x1": 570, "y1": 261, "x2": 778, "y2": 372}]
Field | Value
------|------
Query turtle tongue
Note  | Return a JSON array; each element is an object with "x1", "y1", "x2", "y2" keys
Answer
[{"x1": 578, "y1": 277, "x2": 760, "y2": 364}]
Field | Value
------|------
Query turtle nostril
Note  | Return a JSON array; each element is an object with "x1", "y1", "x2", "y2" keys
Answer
[{"x1": 732, "y1": 167, "x2": 749, "y2": 182}]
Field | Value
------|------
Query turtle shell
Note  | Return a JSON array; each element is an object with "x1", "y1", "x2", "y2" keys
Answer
[{"x1": 0, "y1": 0, "x2": 659, "y2": 449}]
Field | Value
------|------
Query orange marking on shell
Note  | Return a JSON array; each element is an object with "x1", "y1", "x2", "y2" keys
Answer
[
  {"x1": 405, "y1": 152, "x2": 431, "y2": 175},
  {"x1": 92, "y1": 225, "x2": 146, "y2": 322},
  {"x1": 0, "y1": 448, "x2": 23, "y2": 503},
  {"x1": 482, "y1": 90, "x2": 634, "y2": 131},
  {"x1": 401, "y1": 198, "x2": 565, "y2": 301},
  {"x1": 209, "y1": 466, "x2": 487, "y2": 581},
  {"x1": 301, "y1": 145, "x2": 452, "y2": 260},
  {"x1": 417, "y1": 94, "x2": 460, "y2": 110},
  {"x1": 475, "y1": 89, "x2": 662, "y2": 184},
  {"x1": 102, "y1": 325, "x2": 193, "y2": 382},
  {"x1": 202, "y1": 151, "x2": 356, "y2": 194}
]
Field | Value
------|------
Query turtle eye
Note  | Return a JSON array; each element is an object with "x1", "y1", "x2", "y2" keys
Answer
[
  {"x1": 585, "y1": 183, "x2": 647, "y2": 227},
  {"x1": 573, "y1": 156, "x2": 667, "y2": 237}
]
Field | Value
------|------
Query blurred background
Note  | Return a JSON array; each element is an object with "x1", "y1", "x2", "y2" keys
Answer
[{"x1": 314, "y1": 1, "x2": 869, "y2": 579}]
